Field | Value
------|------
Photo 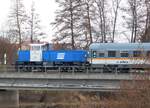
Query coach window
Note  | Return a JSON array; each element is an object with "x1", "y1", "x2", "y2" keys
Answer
[
  {"x1": 93, "y1": 51, "x2": 97, "y2": 58},
  {"x1": 108, "y1": 51, "x2": 116, "y2": 57},
  {"x1": 99, "y1": 52, "x2": 105, "y2": 57},
  {"x1": 133, "y1": 51, "x2": 142, "y2": 57},
  {"x1": 147, "y1": 51, "x2": 150, "y2": 57},
  {"x1": 120, "y1": 51, "x2": 128, "y2": 57}
]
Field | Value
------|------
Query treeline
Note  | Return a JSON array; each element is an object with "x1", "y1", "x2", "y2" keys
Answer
[
  {"x1": 0, "y1": 0, "x2": 45, "y2": 50},
  {"x1": 52, "y1": 0, "x2": 150, "y2": 49},
  {"x1": 0, "y1": 37, "x2": 17, "y2": 64},
  {"x1": 0, "y1": 0, "x2": 150, "y2": 51},
  {"x1": 0, "y1": 0, "x2": 46, "y2": 64}
]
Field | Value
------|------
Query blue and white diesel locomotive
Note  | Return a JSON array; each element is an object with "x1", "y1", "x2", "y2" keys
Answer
[
  {"x1": 15, "y1": 43, "x2": 150, "y2": 72},
  {"x1": 16, "y1": 43, "x2": 88, "y2": 71}
]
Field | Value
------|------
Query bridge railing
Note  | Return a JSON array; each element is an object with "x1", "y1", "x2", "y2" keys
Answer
[
  {"x1": 0, "y1": 65, "x2": 148, "y2": 76},
  {"x1": 0, "y1": 65, "x2": 121, "y2": 73}
]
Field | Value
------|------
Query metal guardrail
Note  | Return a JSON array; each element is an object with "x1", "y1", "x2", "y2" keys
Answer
[
  {"x1": 0, "y1": 65, "x2": 149, "y2": 78},
  {"x1": 0, "y1": 65, "x2": 149, "y2": 91},
  {"x1": 0, "y1": 64, "x2": 136, "y2": 73}
]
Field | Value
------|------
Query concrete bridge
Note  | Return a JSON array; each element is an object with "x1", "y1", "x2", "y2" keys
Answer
[
  {"x1": 0, "y1": 72, "x2": 136, "y2": 91},
  {"x1": 0, "y1": 71, "x2": 148, "y2": 108}
]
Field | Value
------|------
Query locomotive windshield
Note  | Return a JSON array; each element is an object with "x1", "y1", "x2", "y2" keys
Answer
[
  {"x1": 30, "y1": 43, "x2": 49, "y2": 51},
  {"x1": 31, "y1": 46, "x2": 41, "y2": 50}
]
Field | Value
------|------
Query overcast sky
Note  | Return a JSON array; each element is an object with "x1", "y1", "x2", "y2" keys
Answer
[{"x1": 0, "y1": 0, "x2": 58, "y2": 42}]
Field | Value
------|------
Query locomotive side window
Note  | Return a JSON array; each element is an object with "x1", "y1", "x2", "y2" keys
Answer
[
  {"x1": 93, "y1": 51, "x2": 97, "y2": 58},
  {"x1": 108, "y1": 51, "x2": 116, "y2": 57},
  {"x1": 120, "y1": 51, "x2": 128, "y2": 57},
  {"x1": 133, "y1": 51, "x2": 142, "y2": 57},
  {"x1": 42, "y1": 45, "x2": 49, "y2": 51}
]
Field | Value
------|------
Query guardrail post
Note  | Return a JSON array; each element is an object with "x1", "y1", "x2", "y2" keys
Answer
[
  {"x1": 59, "y1": 67, "x2": 61, "y2": 78},
  {"x1": 86, "y1": 67, "x2": 90, "y2": 79},
  {"x1": 18, "y1": 66, "x2": 20, "y2": 73},
  {"x1": 44, "y1": 66, "x2": 46, "y2": 73},
  {"x1": 31, "y1": 66, "x2": 34, "y2": 73},
  {"x1": 86, "y1": 67, "x2": 88, "y2": 74},
  {"x1": 115, "y1": 67, "x2": 118, "y2": 75},
  {"x1": 72, "y1": 67, "x2": 75, "y2": 77}
]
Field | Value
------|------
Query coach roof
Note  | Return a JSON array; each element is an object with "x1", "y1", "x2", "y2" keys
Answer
[{"x1": 89, "y1": 43, "x2": 150, "y2": 51}]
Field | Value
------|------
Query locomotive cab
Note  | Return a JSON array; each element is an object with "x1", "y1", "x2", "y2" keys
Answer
[
  {"x1": 30, "y1": 44, "x2": 45, "y2": 62},
  {"x1": 29, "y1": 43, "x2": 50, "y2": 67},
  {"x1": 30, "y1": 43, "x2": 50, "y2": 62},
  {"x1": 15, "y1": 43, "x2": 50, "y2": 72}
]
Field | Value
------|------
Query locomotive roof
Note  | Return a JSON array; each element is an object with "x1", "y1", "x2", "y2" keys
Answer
[{"x1": 89, "y1": 43, "x2": 150, "y2": 51}]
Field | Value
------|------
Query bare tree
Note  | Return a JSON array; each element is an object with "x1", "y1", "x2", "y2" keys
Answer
[
  {"x1": 74, "y1": 0, "x2": 95, "y2": 49},
  {"x1": 8, "y1": 0, "x2": 27, "y2": 49},
  {"x1": 145, "y1": 0, "x2": 150, "y2": 30},
  {"x1": 121, "y1": 0, "x2": 146, "y2": 43},
  {"x1": 0, "y1": 35, "x2": 17, "y2": 65},
  {"x1": 27, "y1": 1, "x2": 45, "y2": 43},
  {"x1": 141, "y1": 0, "x2": 150, "y2": 42},
  {"x1": 93, "y1": 0, "x2": 110, "y2": 43},
  {"x1": 112, "y1": 0, "x2": 122, "y2": 42},
  {"x1": 52, "y1": 0, "x2": 82, "y2": 49},
  {"x1": 82, "y1": 0, "x2": 93, "y2": 44},
  {"x1": 130, "y1": 0, "x2": 137, "y2": 42},
  {"x1": 70, "y1": 0, "x2": 75, "y2": 49},
  {"x1": 142, "y1": 25, "x2": 150, "y2": 42}
]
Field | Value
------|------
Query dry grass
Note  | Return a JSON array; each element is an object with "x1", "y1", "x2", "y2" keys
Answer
[{"x1": 19, "y1": 73, "x2": 150, "y2": 108}]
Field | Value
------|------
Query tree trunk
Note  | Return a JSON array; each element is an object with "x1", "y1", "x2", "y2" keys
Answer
[
  {"x1": 112, "y1": 0, "x2": 121, "y2": 43},
  {"x1": 70, "y1": 0, "x2": 75, "y2": 49},
  {"x1": 16, "y1": 0, "x2": 22, "y2": 49},
  {"x1": 86, "y1": 3, "x2": 93, "y2": 44}
]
